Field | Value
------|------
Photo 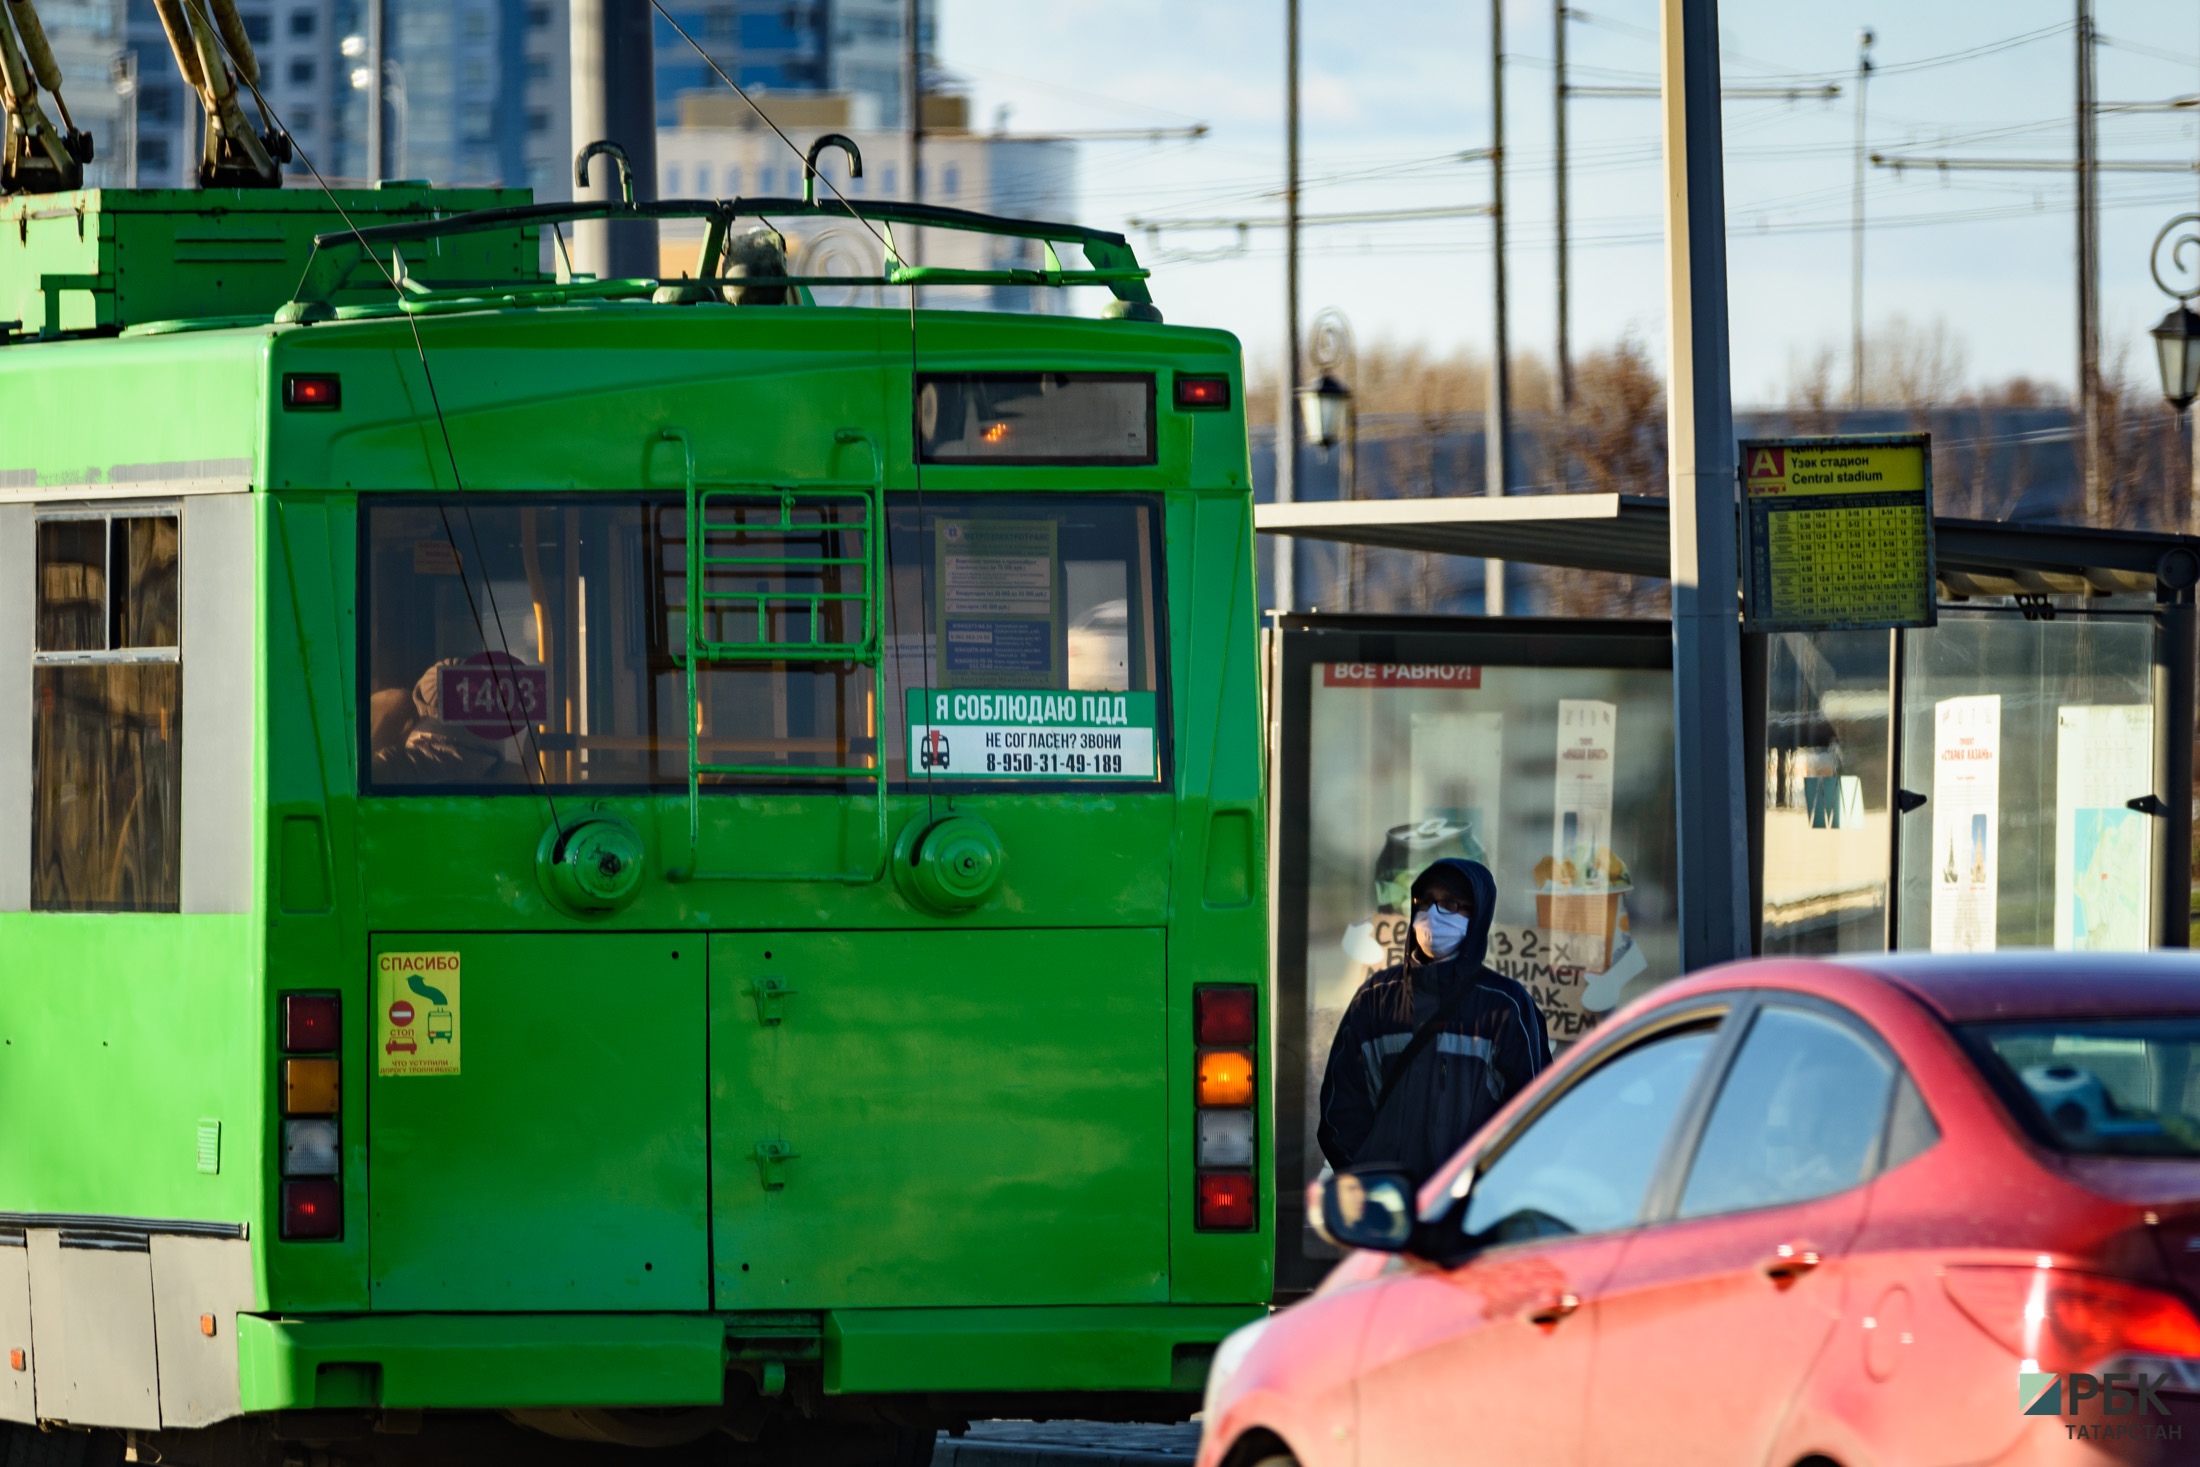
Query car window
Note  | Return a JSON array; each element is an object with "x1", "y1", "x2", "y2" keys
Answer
[
  {"x1": 1677, "y1": 1005, "x2": 1894, "y2": 1219},
  {"x1": 1961, "y1": 1019, "x2": 2200, "y2": 1157},
  {"x1": 1459, "y1": 1026, "x2": 1716, "y2": 1249}
]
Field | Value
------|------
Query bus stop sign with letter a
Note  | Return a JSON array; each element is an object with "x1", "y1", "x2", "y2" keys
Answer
[{"x1": 1742, "y1": 434, "x2": 1936, "y2": 635}]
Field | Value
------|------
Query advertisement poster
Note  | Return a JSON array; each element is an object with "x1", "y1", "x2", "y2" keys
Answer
[
  {"x1": 936, "y1": 518, "x2": 1060, "y2": 688},
  {"x1": 1929, "y1": 694, "x2": 2001, "y2": 953},
  {"x1": 2054, "y1": 704, "x2": 2154, "y2": 952},
  {"x1": 1538, "y1": 699, "x2": 1638, "y2": 1027}
]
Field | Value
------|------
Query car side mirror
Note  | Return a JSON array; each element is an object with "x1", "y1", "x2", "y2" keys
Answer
[{"x1": 1312, "y1": 1167, "x2": 1419, "y2": 1253}]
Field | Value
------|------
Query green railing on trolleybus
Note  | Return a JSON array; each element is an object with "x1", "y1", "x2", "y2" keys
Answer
[{"x1": 660, "y1": 425, "x2": 890, "y2": 884}]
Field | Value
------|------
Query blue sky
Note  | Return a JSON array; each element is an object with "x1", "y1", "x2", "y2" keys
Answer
[{"x1": 935, "y1": 0, "x2": 2200, "y2": 404}]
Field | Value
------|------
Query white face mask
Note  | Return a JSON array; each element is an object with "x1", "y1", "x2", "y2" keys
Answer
[{"x1": 1413, "y1": 906, "x2": 1470, "y2": 960}]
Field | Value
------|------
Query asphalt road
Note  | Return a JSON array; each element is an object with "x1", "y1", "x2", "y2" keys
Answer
[{"x1": 934, "y1": 1420, "x2": 1203, "y2": 1466}]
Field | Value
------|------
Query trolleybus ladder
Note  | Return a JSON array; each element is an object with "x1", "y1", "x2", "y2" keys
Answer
[{"x1": 661, "y1": 426, "x2": 889, "y2": 883}]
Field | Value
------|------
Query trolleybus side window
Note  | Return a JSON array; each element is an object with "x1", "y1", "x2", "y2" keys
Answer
[
  {"x1": 360, "y1": 494, "x2": 1164, "y2": 791},
  {"x1": 31, "y1": 510, "x2": 182, "y2": 912}
]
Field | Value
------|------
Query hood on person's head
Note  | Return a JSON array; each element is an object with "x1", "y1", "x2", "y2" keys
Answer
[{"x1": 1407, "y1": 857, "x2": 1497, "y2": 970}]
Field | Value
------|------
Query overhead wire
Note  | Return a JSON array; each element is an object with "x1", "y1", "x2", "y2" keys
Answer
[
  {"x1": 650, "y1": 0, "x2": 935, "y2": 826},
  {"x1": 191, "y1": 3, "x2": 573, "y2": 837}
]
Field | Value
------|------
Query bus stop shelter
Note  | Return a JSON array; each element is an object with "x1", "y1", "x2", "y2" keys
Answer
[{"x1": 1259, "y1": 494, "x2": 2200, "y2": 1292}]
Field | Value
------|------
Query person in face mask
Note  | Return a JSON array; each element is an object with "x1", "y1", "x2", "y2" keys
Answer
[{"x1": 1316, "y1": 857, "x2": 1552, "y2": 1183}]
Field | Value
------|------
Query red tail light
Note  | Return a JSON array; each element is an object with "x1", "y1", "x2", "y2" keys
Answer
[
  {"x1": 1197, "y1": 1172, "x2": 1256, "y2": 1230},
  {"x1": 282, "y1": 373, "x2": 341, "y2": 410},
  {"x1": 1195, "y1": 986, "x2": 1257, "y2": 1045},
  {"x1": 281, "y1": 1178, "x2": 343, "y2": 1240},
  {"x1": 1944, "y1": 1265, "x2": 2200, "y2": 1370},
  {"x1": 1174, "y1": 375, "x2": 1232, "y2": 410},
  {"x1": 282, "y1": 993, "x2": 341, "y2": 1053}
]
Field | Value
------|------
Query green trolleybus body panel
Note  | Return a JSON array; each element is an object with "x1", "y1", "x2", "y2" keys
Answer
[
  {"x1": 0, "y1": 187, "x2": 1269, "y2": 1426},
  {"x1": 711, "y1": 929, "x2": 1168, "y2": 1308},
  {"x1": 365, "y1": 935, "x2": 709, "y2": 1312}
]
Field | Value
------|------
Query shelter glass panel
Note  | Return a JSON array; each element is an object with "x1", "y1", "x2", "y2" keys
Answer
[
  {"x1": 1761, "y1": 629, "x2": 1894, "y2": 954},
  {"x1": 1893, "y1": 611, "x2": 2156, "y2": 952}
]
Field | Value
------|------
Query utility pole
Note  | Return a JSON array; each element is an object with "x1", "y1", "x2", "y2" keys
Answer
[
  {"x1": 1485, "y1": 0, "x2": 1511, "y2": 614},
  {"x1": 1660, "y1": 0, "x2": 1751, "y2": 968},
  {"x1": 569, "y1": 0, "x2": 658, "y2": 280},
  {"x1": 1851, "y1": 27, "x2": 1873, "y2": 408},
  {"x1": 1276, "y1": 0, "x2": 1300, "y2": 614},
  {"x1": 2077, "y1": 0, "x2": 2102, "y2": 519},
  {"x1": 365, "y1": 0, "x2": 383, "y2": 181},
  {"x1": 1554, "y1": 0, "x2": 1572, "y2": 417}
]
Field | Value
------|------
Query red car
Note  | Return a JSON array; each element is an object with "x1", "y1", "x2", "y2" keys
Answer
[{"x1": 1201, "y1": 954, "x2": 2200, "y2": 1467}]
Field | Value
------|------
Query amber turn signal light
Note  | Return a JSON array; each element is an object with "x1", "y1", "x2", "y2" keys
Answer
[
  {"x1": 282, "y1": 1058, "x2": 340, "y2": 1116},
  {"x1": 1195, "y1": 987, "x2": 1257, "y2": 1045},
  {"x1": 281, "y1": 1178, "x2": 342, "y2": 1240},
  {"x1": 1196, "y1": 1171, "x2": 1257, "y2": 1230},
  {"x1": 1196, "y1": 1049, "x2": 1254, "y2": 1108}
]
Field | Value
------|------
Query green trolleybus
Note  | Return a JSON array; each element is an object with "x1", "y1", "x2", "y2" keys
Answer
[{"x1": 0, "y1": 179, "x2": 1268, "y2": 1464}]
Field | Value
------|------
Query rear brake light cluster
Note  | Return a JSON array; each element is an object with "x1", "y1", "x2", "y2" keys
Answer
[
  {"x1": 280, "y1": 993, "x2": 343, "y2": 1241},
  {"x1": 1944, "y1": 1264, "x2": 2200, "y2": 1372},
  {"x1": 1194, "y1": 986, "x2": 1258, "y2": 1230}
]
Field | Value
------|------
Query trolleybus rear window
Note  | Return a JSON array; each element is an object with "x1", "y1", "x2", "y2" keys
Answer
[
  {"x1": 361, "y1": 494, "x2": 1165, "y2": 791},
  {"x1": 917, "y1": 374, "x2": 1155, "y2": 466}
]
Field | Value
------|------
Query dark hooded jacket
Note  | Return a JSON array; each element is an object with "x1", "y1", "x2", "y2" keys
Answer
[{"x1": 1316, "y1": 858, "x2": 1552, "y2": 1181}]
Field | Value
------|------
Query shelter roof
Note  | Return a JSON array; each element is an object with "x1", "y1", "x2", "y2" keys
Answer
[{"x1": 1254, "y1": 495, "x2": 2200, "y2": 597}]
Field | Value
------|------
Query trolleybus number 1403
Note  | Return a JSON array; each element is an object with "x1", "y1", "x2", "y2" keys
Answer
[{"x1": 905, "y1": 689, "x2": 1159, "y2": 781}]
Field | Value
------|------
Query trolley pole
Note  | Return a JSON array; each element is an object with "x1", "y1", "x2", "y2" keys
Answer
[
  {"x1": 1485, "y1": 0, "x2": 1512, "y2": 615},
  {"x1": 569, "y1": 0, "x2": 658, "y2": 281},
  {"x1": 1275, "y1": 0, "x2": 1301, "y2": 615},
  {"x1": 1660, "y1": 0, "x2": 1752, "y2": 968}
]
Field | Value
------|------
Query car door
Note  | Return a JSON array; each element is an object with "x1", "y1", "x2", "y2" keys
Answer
[
  {"x1": 1353, "y1": 1018, "x2": 1725, "y2": 1467},
  {"x1": 1582, "y1": 998, "x2": 1899, "y2": 1467}
]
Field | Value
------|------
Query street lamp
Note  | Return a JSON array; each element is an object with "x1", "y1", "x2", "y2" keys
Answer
[
  {"x1": 2149, "y1": 214, "x2": 2200, "y2": 528},
  {"x1": 1302, "y1": 307, "x2": 1360, "y2": 606},
  {"x1": 1298, "y1": 373, "x2": 1350, "y2": 450},
  {"x1": 2154, "y1": 303, "x2": 2200, "y2": 413}
]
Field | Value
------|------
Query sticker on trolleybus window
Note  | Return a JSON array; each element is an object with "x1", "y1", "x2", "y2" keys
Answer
[
  {"x1": 377, "y1": 951, "x2": 461, "y2": 1076},
  {"x1": 906, "y1": 689, "x2": 1157, "y2": 780}
]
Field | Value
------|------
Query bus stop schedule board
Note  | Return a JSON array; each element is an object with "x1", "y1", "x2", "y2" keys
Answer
[{"x1": 1741, "y1": 434, "x2": 1936, "y2": 634}]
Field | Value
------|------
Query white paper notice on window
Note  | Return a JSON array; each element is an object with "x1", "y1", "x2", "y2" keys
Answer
[
  {"x1": 2054, "y1": 703, "x2": 2154, "y2": 952},
  {"x1": 1929, "y1": 694, "x2": 2001, "y2": 953}
]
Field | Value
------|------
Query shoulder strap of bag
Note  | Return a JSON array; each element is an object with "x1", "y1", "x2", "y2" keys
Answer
[{"x1": 1371, "y1": 968, "x2": 1480, "y2": 1115}]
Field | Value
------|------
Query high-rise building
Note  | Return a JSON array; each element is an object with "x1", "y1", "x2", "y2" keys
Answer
[
  {"x1": 122, "y1": 0, "x2": 335, "y2": 186},
  {"x1": 653, "y1": 0, "x2": 929, "y2": 130},
  {"x1": 519, "y1": 0, "x2": 570, "y2": 199},
  {"x1": 326, "y1": 0, "x2": 526, "y2": 186}
]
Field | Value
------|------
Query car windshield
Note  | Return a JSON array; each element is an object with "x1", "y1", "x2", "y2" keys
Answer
[{"x1": 1962, "y1": 1020, "x2": 2200, "y2": 1157}]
